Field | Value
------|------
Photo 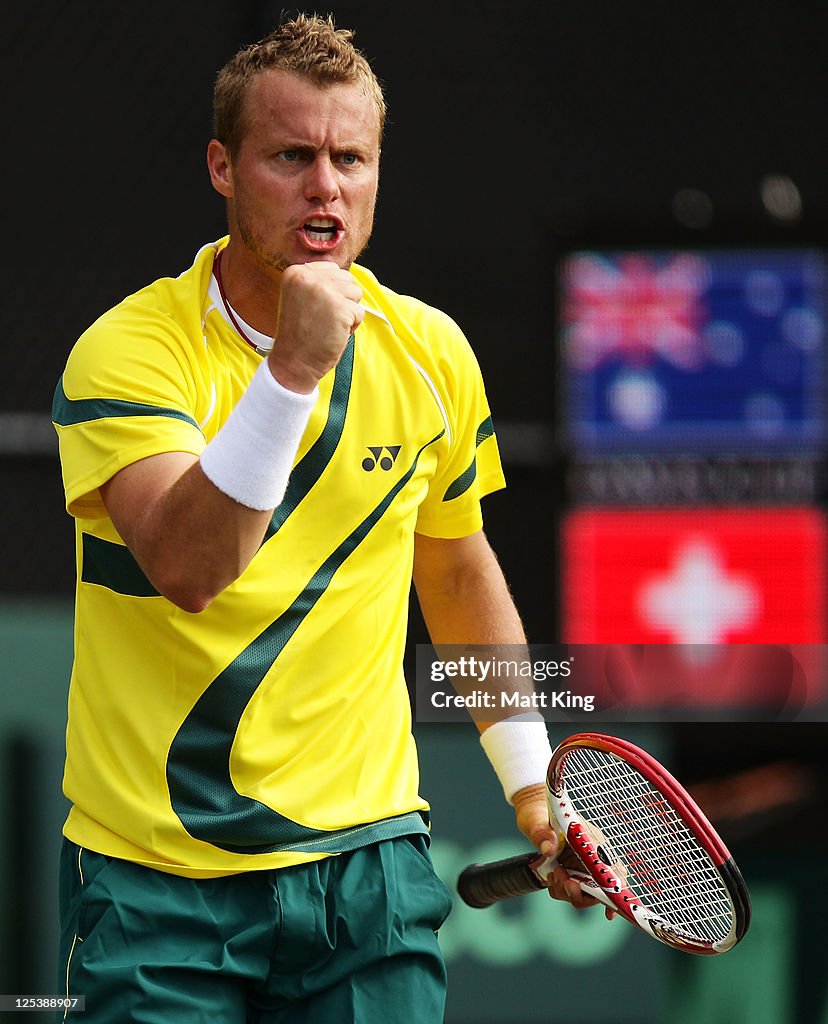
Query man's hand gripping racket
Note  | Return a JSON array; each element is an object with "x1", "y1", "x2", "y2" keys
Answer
[{"x1": 458, "y1": 732, "x2": 751, "y2": 955}]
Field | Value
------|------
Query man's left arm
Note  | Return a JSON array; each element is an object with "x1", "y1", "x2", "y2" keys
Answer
[{"x1": 412, "y1": 529, "x2": 597, "y2": 908}]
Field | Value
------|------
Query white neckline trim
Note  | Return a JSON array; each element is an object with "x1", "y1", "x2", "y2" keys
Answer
[
  {"x1": 207, "y1": 274, "x2": 274, "y2": 354},
  {"x1": 206, "y1": 253, "x2": 392, "y2": 346},
  {"x1": 361, "y1": 303, "x2": 392, "y2": 328}
]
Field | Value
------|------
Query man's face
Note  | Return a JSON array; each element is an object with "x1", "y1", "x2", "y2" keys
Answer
[{"x1": 220, "y1": 70, "x2": 380, "y2": 274}]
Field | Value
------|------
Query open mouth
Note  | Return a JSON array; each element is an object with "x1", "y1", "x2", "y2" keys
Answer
[{"x1": 303, "y1": 217, "x2": 340, "y2": 243}]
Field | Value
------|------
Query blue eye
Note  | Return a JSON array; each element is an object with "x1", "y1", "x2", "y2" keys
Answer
[
  {"x1": 280, "y1": 151, "x2": 299, "y2": 162},
  {"x1": 342, "y1": 154, "x2": 358, "y2": 166}
]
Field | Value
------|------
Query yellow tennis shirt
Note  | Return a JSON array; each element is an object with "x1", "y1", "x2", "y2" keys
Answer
[{"x1": 53, "y1": 239, "x2": 505, "y2": 876}]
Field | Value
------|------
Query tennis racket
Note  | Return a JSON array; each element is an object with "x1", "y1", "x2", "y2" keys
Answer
[{"x1": 457, "y1": 732, "x2": 751, "y2": 955}]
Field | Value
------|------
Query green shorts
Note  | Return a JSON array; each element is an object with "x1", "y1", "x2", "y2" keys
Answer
[{"x1": 58, "y1": 834, "x2": 452, "y2": 1023}]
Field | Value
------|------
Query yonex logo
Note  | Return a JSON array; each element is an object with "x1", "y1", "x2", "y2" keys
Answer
[{"x1": 362, "y1": 446, "x2": 401, "y2": 471}]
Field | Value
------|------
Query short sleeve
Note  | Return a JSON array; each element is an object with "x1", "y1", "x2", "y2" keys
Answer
[
  {"x1": 53, "y1": 304, "x2": 207, "y2": 518},
  {"x1": 413, "y1": 313, "x2": 506, "y2": 539}
]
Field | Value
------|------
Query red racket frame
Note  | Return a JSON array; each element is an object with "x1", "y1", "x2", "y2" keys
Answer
[{"x1": 458, "y1": 732, "x2": 751, "y2": 955}]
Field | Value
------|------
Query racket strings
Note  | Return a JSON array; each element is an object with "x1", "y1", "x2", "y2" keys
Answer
[{"x1": 561, "y1": 748, "x2": 733, "y2": 943}]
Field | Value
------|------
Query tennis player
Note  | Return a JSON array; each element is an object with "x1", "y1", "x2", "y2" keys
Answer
[{"x1": 52, "y1": 15, "x2": 593, "y2": 1023}]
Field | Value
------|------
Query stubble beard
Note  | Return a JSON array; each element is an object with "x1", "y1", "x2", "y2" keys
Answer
[
  {"x1": 235, "y1": 206, "x2": 291, "y2": 274},
  {"x1": 233, "y1": 198, "x2": 376, "y2": 275}
]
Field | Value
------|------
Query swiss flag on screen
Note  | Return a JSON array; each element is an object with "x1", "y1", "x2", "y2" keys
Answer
[{"x1": 563, "y1": 508, "x2": 827, "y2": 644}]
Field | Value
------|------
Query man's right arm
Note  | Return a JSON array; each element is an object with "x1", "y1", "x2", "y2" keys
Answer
[
  {"x1": 99, "y1": 261, "x2": 365, "y2": 613},
  {"x1": 100, "y1": 453, "x2": 272, "y2": 613}
]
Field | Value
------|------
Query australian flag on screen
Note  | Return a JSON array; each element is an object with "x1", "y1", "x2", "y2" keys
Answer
[{"x1": 561, "y1": 248, "x2": 827, "y2": 454}]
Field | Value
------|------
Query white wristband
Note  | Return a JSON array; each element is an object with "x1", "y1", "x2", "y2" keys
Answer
[
  {"x1": 199, "y1": 360, "x2": 318, "y2": 511},
  {"x1": 479, "y1": 713, "x2": 554, "y2": 804}
]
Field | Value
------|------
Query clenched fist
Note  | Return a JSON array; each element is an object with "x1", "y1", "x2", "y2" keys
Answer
[{"x1": 268, "y1": 262, "x2": 365, "y2": 394}]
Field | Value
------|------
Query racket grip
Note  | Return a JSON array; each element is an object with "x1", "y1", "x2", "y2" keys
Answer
[{"x1": 457, "y1": 852, "x2": 548, "y2": 908}]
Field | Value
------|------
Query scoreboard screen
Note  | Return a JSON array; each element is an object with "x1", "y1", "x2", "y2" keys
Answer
[
  {"x1": 562, "y1": 507, "x2": 827, "y2": 645},
  {"x1": 561, "y1": 507, "x2": 827, "y2": 711},
  {"x1": 561, "y1": 248, "x2": 827, "y2": 454}
]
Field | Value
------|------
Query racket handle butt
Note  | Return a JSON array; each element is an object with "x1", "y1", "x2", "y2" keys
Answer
[{"x1": 457, "y1": 852, "x2": 547, "y2": 908}]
